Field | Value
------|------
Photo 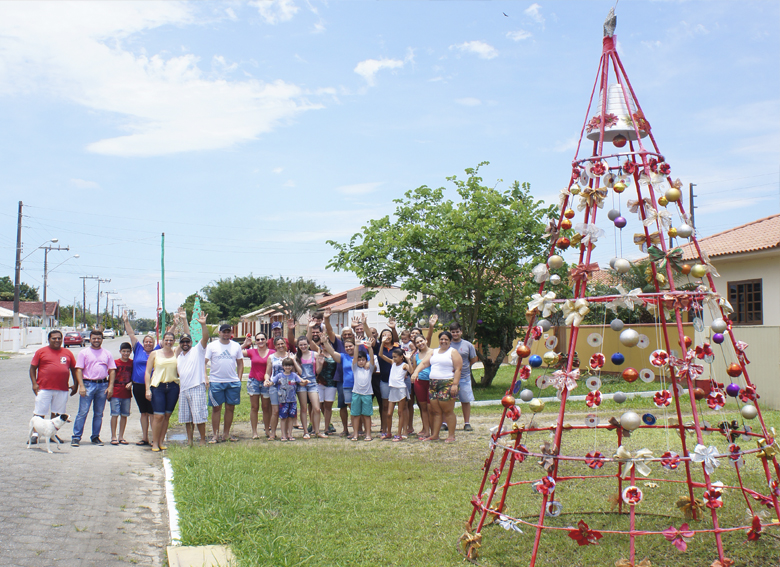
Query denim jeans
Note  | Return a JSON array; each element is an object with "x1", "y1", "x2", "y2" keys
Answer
[{"x1": 72, "y1": 380, "x2": 109, "y2": 440}]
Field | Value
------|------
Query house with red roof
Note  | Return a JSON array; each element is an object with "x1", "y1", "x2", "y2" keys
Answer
[{"x1": 0, "y1": 300, "x2": 59, "y2": 327}]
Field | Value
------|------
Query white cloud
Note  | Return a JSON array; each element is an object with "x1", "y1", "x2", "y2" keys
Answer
[
  {"x1": 70, "y1": 178, "x2": 100, "y2": 189},
  {"x1": 250, "y1": 0, "x2": 299, "y2": 25},
  {"x1": 313, "y1": 21, "x2": 326, "y2": 34},
  {"x1": 449, "y1": 41, "x2": 498, "y2": 60},
  {"x1": 354, "y1": 52, "x2": 409, "y2": 86},
  {"x1": 455, "y1": 97, "x2": 481, "y2": 107},
  {"x1": 283, "y1": 179, "x2": 296, "y2": 187},
  {"x1": 335, "y1": 182, "x2": 383, "y2": 196},
  {"x1": 524, "y1": 3, "x2": 545, "y2": 25},
  {"x1": 0, "y1": 3, "x2": 322, "y2": 157},
  {"x1": 507, "y1": 30, "x2": 532, "y2": 41},
  {"x1": 272, "y1": 167, "x2": 283, "y2": 174}
]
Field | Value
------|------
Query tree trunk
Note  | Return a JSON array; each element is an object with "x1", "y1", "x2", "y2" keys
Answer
[{"x1": 479, "y1": 349, "x2": 506, "y2": 387}]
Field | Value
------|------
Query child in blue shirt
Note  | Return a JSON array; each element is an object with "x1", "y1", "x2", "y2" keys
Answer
[{"x1": 265, "y1": 359, "x2": 308, "y2": 441}]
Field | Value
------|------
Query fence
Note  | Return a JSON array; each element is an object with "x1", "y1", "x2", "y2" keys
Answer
[{"x1": 0, "y1": 327, "x2": 46, "y2": 352}]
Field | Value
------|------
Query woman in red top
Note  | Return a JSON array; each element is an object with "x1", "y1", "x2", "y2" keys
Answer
[{"x1": 242, "y1": 332, "x2": 275, "y2": 439}]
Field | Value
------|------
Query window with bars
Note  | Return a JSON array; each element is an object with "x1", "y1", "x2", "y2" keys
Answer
[{"x1": 727, "y1": 279, "x2": 763, "y2": 325}]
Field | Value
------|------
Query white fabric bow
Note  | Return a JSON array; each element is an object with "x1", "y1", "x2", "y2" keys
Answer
[
  {"x1": 690, "y1": 444, "x2": 721, "y2": 475},
  {"x1": 562, "y1": 298, "x2": 590, "y2": 327},
  {"x1": 608, "y1": 284, "x2": 644, "y2": 312},
  {"x1": 699, "y1": 249, "x2": 720, "y2": 278},
  {"x1": 528, "y1": 292, "x2": 557, "y2": 318},
  {"x1": 550, "y1": 368, "x2": 579, "y2": 393},
  {"x1": 627, "y1": 197, "x2": 652, "y2": 215},
  {"x1": 532, "y1": 263, "x2": 550, "y2": 284},
  {"x1": 643, "y1": 207, "x2": 672, "y2": 230},
  {"x1": 559, "y1": 187, "x2": 572, "y2": 208},
  {"x1": 574, "y1": 223, "x2": 605, "y2": 246},
  {"x1": 615, "y1": 445, "x2": 653, "y2": 478}
]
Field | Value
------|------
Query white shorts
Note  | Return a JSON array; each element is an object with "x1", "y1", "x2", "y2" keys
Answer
[
  {"x1": 34, "y1": 390, "x2": 69, "y2": 416},
  {"x1": 388, "y1": 386, "x2": 408, "y2": 403},
  {"x1": 318, "y1": 385, "x2": 337, "y2": 402},
  {"x1": 178, "y1": 384, "x2": 208, "y2": 424}
]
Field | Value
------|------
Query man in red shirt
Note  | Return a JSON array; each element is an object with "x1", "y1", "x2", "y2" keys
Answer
[{"x1": 29, "y1": 330, "x2": 78, "y2": 443}]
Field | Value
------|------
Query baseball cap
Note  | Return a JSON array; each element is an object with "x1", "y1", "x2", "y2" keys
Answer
[
  {"x1": 271, "y1": 321, "x2": 282, "y2": 329},
  {"x1": 219, "y1": 324, "x2": 232, "y2": 332},
  {"x1": 179, "y1": 334, "x2": 192, "y2": 343}
]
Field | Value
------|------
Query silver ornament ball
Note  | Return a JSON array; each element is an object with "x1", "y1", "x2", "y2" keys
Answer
[
  {"x1": 620, "y1": 410, "x2": 642, "y2": 431},
  {"x1": 539, "y1": 319, "x2": 552, "y2": 332},
  {"x1": 613, "y1": 391, "x2": 627, "y2": 404},
  {"x1": 741, "y1": 404, "x2": 758, "y2": 420},
  {"x1": 676, "y1": 224, "x2": 694, "y2": 238},
  {"x1": 607, "y1": 209, "x2": 621, "y2": 221},
  {"x1": 613, "y1": 258, "x2": 631, "y2": 274},
  {"x1": 550, "y1": 274, "x2": 562, "y2": 285},
  {"x1": 619, "y1": 328, "x2": 640, "y2": 347},
  {"x1": 520, "y1": 389, "x2": 535, "y2": 402},
  {"x1": 711, "y1": 318, "x2": 728, "y2": 334},
  {"x1": 609, "y1": 257, "x2": 618, "y2": 269},
  {"x1": 610, "y1": 319, "x2": 625, "y2": 332}
]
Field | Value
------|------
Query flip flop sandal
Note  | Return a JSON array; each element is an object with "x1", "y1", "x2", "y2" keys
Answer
[
  {"x1": 110, "y1": 440, "x2": 119, "y2": 446},
  {"x1": 118, "y1": 440, "x2": 129, "y2": 445},
  {"x1": 136, "y1": 440, "x2": 151, "y2": 446},
  {"x1": 208, "y1": 438, "x2": 219, "y2": 444},
  {"x1": 317, "y1": 434, "x2": 328, "y2": 439},
  {"x1": 151, "y1": 447, "x2": 161, "y2": 452},
  {"x1": 364, "y1": 437, "x2": 373, "y2": 442},
  {"x1": 280, "y1": 438, "x2": 288, "y2": 442},
  {"x1": 350, "y1": 437, "x2": 359, "y2": 442},
  {"x1": 288, "y1": 437, "x2": 296, "y2": 441},
  {"x1": 392, "y1": 435, "x2": 402, "y2": 442},
  {"x1": 228, "y1": 436, "x2": 239, "y2": 442},
  {"x1": 159, "y1": 445, "x2": 168, "y2": 450},
  {"x1": 303, "y1": 434, "x2": 311, "y2": 440}
]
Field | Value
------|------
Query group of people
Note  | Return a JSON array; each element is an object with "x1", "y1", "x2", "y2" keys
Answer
[
  {"x1": 27, "y1": 308, "x2": 480, "y2": 449},
  {"x1": 240, "y1": 310, "x2": 479, "y2": 443}
]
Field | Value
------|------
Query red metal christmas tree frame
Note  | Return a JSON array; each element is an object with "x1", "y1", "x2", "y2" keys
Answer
[{"x1": 463, "y1": 21, "x2": 780, "y2": 567}]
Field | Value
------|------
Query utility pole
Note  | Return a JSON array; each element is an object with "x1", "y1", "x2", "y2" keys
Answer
[
  {"x1": 96, "y1": 278, "x2": 110, "y2": 329},
  {"x1": 41, "y1": 244, "x2": 69, "y2": 327},
  {"x1": 80, "y1": 276, "x2": 98, "y2": 328},
  {"x1": 13, "y1": 201, "x2": 23, "y2": 327},
  {"x1": 105, "y1": 292, "x2": 118, "y2": 328},
  {"x1": 689, "y1": 183, "x2": 697, "y2": 230}
]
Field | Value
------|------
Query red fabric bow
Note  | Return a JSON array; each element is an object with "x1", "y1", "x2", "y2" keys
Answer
[
  {"x1": 506, "y1": 406, "x2": 520, "y2": 421},
  {"x1": 623, "y1": 160, "x2": 637, "y2": 174},
  {"x1": 735, "y1": 340, "x2": 750, "y2": 365},
  {"x1": 658, "y1": 162, "x2": 671, "y2": 175},
  {"x1": 728, "y1": 444, "x2": 742, "y2": 462},
  {"x1": 586, "y1": 390, "x2": 602, "y2": 408},
  {"x1": 670, "y1": 350, "x2": 704, "y2": 380},
  {"x1": 661, "y1": 451, "x2": 680, "y2": 470},
  {"x1": 706, "y1": 391, "x2": 725, "y2": 410},
  {"x1": 514, "y1": 444, "x2": 528, "y2": 463},
  {"x1": 663, "y1": 523, "x2": 694, "y2": 552},
  {"x1": 746, "y1": 515, "x2": 762, "y2": 541},
  {"x1": 568, "y1": 520, "x2": 603, "y2": 546},
  {"x1": 623, "y1": 487, "x2": 642, "y2": 504},
  {"x1": 489, "y1": 468, "x2": 500, "y2": 485},
  {"x1": 654, "y1": 390, "x2": 671, "y2": 407},
  {"x1": 535, "y1": 476, "x2": 556, "y2": 496},
  {"x1": 704, "y1": 488, "x2": 723, "y2": 509},
  {"x1": 695, "y1": 343, "x2": 713, "y2": 359},
  {"x1": 739, "y1": 386, "x2": 759, "y2": 402},
  {"x1": 651, "y1": 350, "x2": 668, "y2": 367},
  {"x1": 519, "y1": 365, "x2": 531, "y2": 381},
  {"x1": 585, "y1": 451, "x2": 604, "y2": 469},
  {"x1": 589, "y1": 353, "x2": 605, "y2": 369},
  {"x1": 470, "y1": 495, "x2": 484, "y2": 509},
  {"x1": 530, "y1": 326, "x2": 543, "y2": 340},
  {"x1": 569, "y1": 262, "x2": 600, "y2": 283}
]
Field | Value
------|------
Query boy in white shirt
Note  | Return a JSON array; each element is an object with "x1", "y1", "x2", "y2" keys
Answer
[{"x1": 350, "y1": 341, "x2": 375, "y2": 441}]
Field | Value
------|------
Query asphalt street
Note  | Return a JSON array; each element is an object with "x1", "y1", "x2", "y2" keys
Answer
[{"x1": 0, "y1": 337, "x2": 168, "y2": 567}]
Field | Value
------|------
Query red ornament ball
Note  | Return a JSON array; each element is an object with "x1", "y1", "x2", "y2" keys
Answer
[
  {"x1": 612, "y1": 134, "x2": 627, "y2": 148},
  {"x1": 682, "y1": 336, "x2": 692, "y2": 349},
  {"x1": 693, "y1": 387, "x2": 706, "y2": 400},
  {"x1": 727, "y1": 363, "x2": 743, "y2": 378},
  {"x1": 501, "y1": 395, "x2": 516, "y2": 409},
  {"x1": 560, "y1": 218, "x2": 572, "y2": 230},
  {"x1": 516, "y1": 344, "x2": 531, "y2": 359},
  {"x1": 622, "y1": 368, "x2": 639, "y2": 383},
  {"x1": 557, "y1": 237, "x2": 570, "y2": 250},
  {"x1": 681, "y1": 264, "x2": 692, "y2": 275}
]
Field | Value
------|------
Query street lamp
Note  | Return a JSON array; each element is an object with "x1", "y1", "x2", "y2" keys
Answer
[
  {"x1": 40, "y1": 247, "x2": 74, "y2": 328},
  {"x1": 13, "y1": 238, "x2": 58, "y2": 327}
]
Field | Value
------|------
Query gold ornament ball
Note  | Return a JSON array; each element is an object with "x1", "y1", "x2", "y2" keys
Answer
[
  {"x1": 668, "y1": 227, "x2": 678, "y2": 238},
  {"x1": 378, "y1": 302, "x2": 384, "y2": 307},
  {"x1": 529, "y1": 398, "x2": 545, "y2": 413},
  {"x1": 542, "y1": 351, "x2": 559, "y2": 366},
  {"x1": 570, "y1": 186, "x2": 581, "y2": 196},
  {"x1": 548, "y1": 255, "x2": 564, "y2": 270},
  {"x1": 379, "y1": 310, "x2": 386, "y2": 316},
  {"x1": 665, "y1": 188, "x2": 682, "y2": 202},
  {"x1": 690, "y1": 264, "x2": 708, "y2": 278},
  {"x1": 681, "y1": 264, "x2": 692, "y2": 275},
  {"x1": 613, "y1": 181, "x2": 627, "y2": 194},
  {"x1": 564, "y1": 209, "x2": 576, "y2": 219},
  {"x1": 560, "y1": 218, "x2": 572, "y2": 230},
  {"x1": 657, "y1": 196, "x2": 669, "y2": 207}
]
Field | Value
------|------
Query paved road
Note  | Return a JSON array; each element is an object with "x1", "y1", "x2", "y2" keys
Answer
[{"x1": 0, "y1": 338, "x2": 168, "y2": 567}]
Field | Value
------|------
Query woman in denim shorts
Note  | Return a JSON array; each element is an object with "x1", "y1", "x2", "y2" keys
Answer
[
  {"x1": 241, "y1": 332, "x2": 275, "y2": 439},
  {"x1": 295, "y1": 336, "x2": 323, "y2": 439}
]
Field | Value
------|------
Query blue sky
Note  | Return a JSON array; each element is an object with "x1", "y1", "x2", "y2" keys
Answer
[{"x1": 1, "y1": 0, "x2": 778, "y2": 319}]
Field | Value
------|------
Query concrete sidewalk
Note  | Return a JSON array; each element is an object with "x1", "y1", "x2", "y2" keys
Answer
[{"x1": 0, "y1": 343, "x2": 168, "y2": 567}]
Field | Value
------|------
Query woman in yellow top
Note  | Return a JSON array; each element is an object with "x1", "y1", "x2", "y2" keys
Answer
[{"x1": 144, "y1": 332, "x2": 180, "y2": 451}]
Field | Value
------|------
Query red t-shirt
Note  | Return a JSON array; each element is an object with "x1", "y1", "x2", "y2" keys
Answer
[
  {"x1": 31, "y1": 347, "x2": 76, "y2": 391},
  {"x1": 113, "y1": 359, "x2": 133, "y2": 399}
]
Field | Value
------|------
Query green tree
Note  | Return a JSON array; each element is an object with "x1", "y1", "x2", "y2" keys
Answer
[
  {"x1": 180, "y1": 293, "x2": 222, "y2": 325},
  {"x1": 328, "y1": 163, "x2": 556, "y2": 386},
  {"x1": 0, "y1": 275, "x2": 40, "y2": 301},
  {"x1": 202, "y1": 275, "x2": 326, "y2": 323},
  {"x1": 273, "y1": 280, "x2": 317, "y2": 323},
  {"x1": 134, "y1": 318, "x2": 156, "y2": 333}
]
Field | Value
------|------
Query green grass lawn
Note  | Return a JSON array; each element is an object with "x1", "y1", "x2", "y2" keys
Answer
[{"x1": 167, "y1": 388, "x2": 780, "y2": 567}]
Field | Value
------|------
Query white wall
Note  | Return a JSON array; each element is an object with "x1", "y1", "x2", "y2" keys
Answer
[{"x1": 704, "y1": 249, "x2": 780, "y2": 326}]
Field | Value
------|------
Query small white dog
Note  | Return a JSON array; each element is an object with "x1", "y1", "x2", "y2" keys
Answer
[{"x1": 27, "y1": 413, "x2": 71, "y2": 453}]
